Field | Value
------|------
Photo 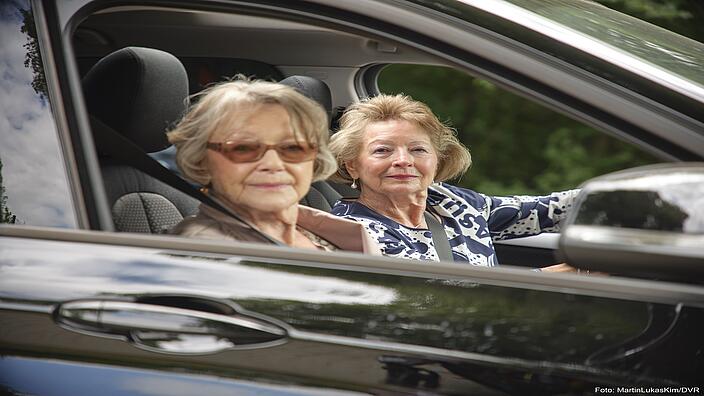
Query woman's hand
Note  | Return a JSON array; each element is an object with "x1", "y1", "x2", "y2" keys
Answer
[
  {"x1": 541, "y1": 263, "x2": 577, "y2": 273},
  {"x1": 541, "y1": 263, "x2": 606, "y2": 276}
]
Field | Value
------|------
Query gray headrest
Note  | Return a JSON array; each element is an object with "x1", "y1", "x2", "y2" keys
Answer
[
  {"x1": 279, "y1": 75, "x2": 332, "y2": 120},
  {"x1": 82, "y1": 47, "x2": 188, "y2": 153}
]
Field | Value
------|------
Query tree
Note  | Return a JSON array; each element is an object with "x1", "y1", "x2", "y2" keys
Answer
[
  {"x1": 19, "y1": 5, "x2": 47, "y2": 99},
  {"x1": 378, "y1": 65, "x2": 657, "y2": 196},
  {"x1": 596, "y1": 0, "x2": 704, "y2": 42},
  {"x1": 0, "y1": 158, "x2": 18, "y2": 224}
]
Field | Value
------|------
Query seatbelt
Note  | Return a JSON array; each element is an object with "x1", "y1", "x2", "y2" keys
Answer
[
  {"x1": 90, "y1": 116, "x2": 284, "y2": 245},
  {"x1": 424, "y1": 210, "x2": 454, "y2": 262}
]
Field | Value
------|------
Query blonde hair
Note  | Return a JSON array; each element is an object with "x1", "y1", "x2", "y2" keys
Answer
[
  {"x1": 167, "y1": 77, "x2": 337, "y2": 185},
  {"x1": 329, "y1": 94, "x2": 471, "y2": 184}
]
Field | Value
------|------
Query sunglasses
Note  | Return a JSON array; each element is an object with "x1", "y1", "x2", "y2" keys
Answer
[{"x1": 207, "y1": 140, "x2": 318, "y2": 163}]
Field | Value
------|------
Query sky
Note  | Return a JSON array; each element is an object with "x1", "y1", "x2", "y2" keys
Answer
[{"x1": 0, "y1": 2, "x2": 76, "y2": 228}]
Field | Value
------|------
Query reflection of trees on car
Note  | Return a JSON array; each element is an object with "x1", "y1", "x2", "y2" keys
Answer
[
  {"x1": 234, "y1": 261, "x2": 648, "y2": 364},
  {"x1": 575, "y1": 190, "x2": 689, "y2": 231}
]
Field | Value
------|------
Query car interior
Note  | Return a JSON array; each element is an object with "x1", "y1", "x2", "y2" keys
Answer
[
  {"x1": 76, "y1": 9, "x2": 388, "y2": 226},
  {"x1": 70, "y1": 5, "x2": 651, "y2": 268},
  {"x1": 73, "y1": 8, "x2": 444, "y2": 221}
]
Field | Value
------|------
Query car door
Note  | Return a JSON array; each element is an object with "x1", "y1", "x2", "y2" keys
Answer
[
  {"x1": 4, "y1": 231, "x2": 704, "y2": 394},
  {"x1": 2, "y1": 0, "x2": 704, "y2": 394}
]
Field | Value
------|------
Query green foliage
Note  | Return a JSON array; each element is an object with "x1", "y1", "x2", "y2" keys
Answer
[
  {"x1": 378, "y1": 65, "x2": 657, "y2": 196},
  {"x1": 376, "y1": 0, "x2": 704, "y2": 196},
  {"x1": 576, "y1": 190, "x2": 689, "y2": 231},
  {"x1": 0, "y1": 159, "x2": 18, "y2": 224},
  {"x1": 236, "y1": 262, "x2": 649, "y2": 361},
  {"x1": 595, "y1": 0, "x2": 703, "y2": 41},
  {"x1": 19, "y1": 6, "x2": 47, "y2": 99}
]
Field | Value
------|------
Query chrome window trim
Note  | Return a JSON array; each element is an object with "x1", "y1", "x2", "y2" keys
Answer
[{"x1": 494, "y1": 233, "x2": 560, "y2": 250}]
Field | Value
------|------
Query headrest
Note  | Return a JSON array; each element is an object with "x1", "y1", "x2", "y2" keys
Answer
[
  {"x1": 279, "y1": 75, "x2": 332, "y2": 120},
  {"x1": 82, "y1": 47, "x2": 188, "y2": 153}
]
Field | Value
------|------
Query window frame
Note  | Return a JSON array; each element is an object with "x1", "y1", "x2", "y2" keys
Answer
[
  {"x1": 29, "y1": 0, "x2": 702, "y2": 280},
  {"x1": 37, "y1": 0, "x2": 114, "y2": 230}
]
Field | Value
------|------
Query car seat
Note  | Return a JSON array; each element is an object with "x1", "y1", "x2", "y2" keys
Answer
[
  {"x1": 83, "y1": 46, "x2": 199, "y2": 233},
  {"x1": 279, "y1": 75, "x2": 359, "y2": 211}
]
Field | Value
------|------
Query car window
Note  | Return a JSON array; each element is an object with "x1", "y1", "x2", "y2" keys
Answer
[
  {"x1": 377, "y1": 64, "x2": 660, "y2": 196},
  {"x1": 67, "y1": 3, "x2": 678, "y2": 267},
  {"x1": 0, "y1": 1, "x2": 77, "y2": 228}
]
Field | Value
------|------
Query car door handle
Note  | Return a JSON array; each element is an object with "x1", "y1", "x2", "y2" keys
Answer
[{"x1": 56, "y1": 300, "x2": 287, "y2": 354}]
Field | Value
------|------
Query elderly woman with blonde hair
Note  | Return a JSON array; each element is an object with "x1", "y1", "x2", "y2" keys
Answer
[
  {"x1": 167, "y1": 78, "x2": 380, "y2": 254},
  {"x1": 329, "y1": 94, "x2": 578, "y2": 267}
]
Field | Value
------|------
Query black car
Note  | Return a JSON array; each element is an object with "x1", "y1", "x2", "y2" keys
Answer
[{"x1": 1, "y1": 0, "x2": 703, "y2": 394}]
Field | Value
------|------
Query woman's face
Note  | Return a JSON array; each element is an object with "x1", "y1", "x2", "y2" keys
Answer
[
  {"x1": 206, "y1": 104, "x2": 314, "y2": 215},
  {"x1": 347, "y1": 119, "x2": 438, "y2": 199}
]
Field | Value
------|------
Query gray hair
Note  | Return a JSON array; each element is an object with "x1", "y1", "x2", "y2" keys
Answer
[{"x1": 167, "y1": 77, "x2": 337, "y2": 185}]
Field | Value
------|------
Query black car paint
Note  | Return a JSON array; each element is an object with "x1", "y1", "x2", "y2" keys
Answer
[
  {"x1": 2, "y1": 0, "x2": 704, "y2": 394},
  {"x1": 2, "y1": 236, "x2": 703, "y2": 393}
]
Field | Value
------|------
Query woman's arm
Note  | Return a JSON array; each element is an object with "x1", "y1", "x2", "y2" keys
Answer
[{"x1": 487, "y1": 189, "x2": 580, "y2": 240}]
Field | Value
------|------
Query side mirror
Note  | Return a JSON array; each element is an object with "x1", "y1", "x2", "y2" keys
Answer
[{"x1": 559, "y1": 163, "x2": 704, "y2": 282}]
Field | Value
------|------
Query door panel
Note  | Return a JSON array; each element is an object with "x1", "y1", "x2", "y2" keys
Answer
[{"x1": 2, "y1": 235, "x2": 703, "y2": 393}]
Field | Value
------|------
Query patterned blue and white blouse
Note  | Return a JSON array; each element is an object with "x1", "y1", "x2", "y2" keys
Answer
[{"x1": 331, "y1": 183, "x2": 580, "y2": 266}]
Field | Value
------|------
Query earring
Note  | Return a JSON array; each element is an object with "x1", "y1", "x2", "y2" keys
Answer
[{"x1": 351, "y1": 179, "x2": 357, "y2": 189}]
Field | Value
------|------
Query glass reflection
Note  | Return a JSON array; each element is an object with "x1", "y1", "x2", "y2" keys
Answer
[
  {"x1": 132, "y1": 332, "x2": 235, "y2": 353},
  {"x1": 0, "y1": 1, "x2": 75, "y2": 227},
  {"x1": 412, "y1": 0, "x2": 704, "y2": 86},
  {"x1": 576, "y1": 171, "x2": 704, "y2": 233},
  {"x1": 503, "y1": 0, "x2": 704, "y2": 85},
  {"x1": 236, "y1": 268, "x2": 651, "y2": 364}
]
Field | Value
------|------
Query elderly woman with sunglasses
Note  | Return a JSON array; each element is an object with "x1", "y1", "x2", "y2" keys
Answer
[
  {"x1": 167, "y1": 79, "x2": 380, "y2": 254},
  {"x1": 329, "y1": 94, "x2": 579, "y2": 269}
]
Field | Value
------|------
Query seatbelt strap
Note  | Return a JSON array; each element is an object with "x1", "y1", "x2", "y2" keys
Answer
[
  {"x1": 90, "y1": 116, "x2": 283, "y2": 245},
  {"x1": 424, "y1": 210, "x2": 454, "y2": 262}
]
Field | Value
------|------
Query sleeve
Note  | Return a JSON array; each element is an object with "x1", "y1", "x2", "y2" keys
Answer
[{"x1": 487, "y1": 189, "x2": 580, "y2": 240}]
